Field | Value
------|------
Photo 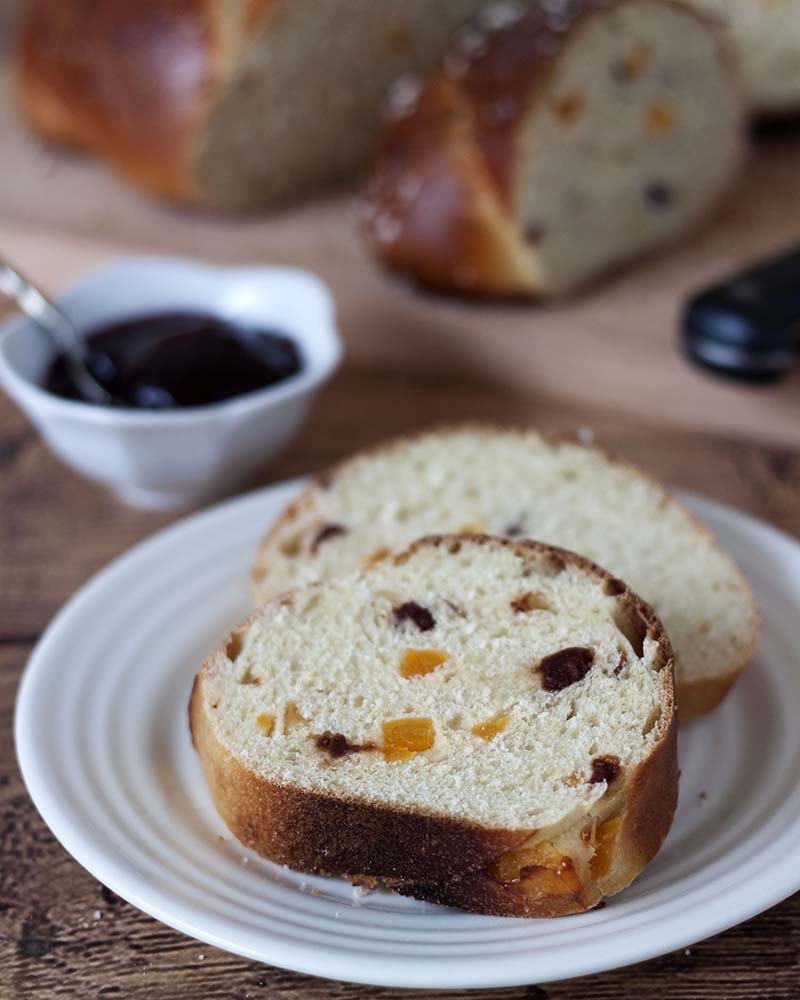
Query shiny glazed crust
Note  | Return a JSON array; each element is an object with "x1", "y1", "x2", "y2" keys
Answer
[
  {"x1": 192, "y1": 535, "x2": 678, "y2": 916},
  {"x1": 16, "y1": 0, "x2": 275, "y2": 202}
]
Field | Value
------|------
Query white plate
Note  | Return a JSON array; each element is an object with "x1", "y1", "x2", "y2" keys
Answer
[{"x1": 15, "y1": 481, "x2": 800, "y2": 990}]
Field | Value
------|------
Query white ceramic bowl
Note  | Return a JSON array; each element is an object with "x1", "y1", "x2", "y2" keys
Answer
[{"x1": 0, "y1": 257, "x2": 341, "y2": 509}]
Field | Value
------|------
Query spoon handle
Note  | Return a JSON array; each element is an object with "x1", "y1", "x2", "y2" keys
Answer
[{"x1": 0, "y1": 256, "x2": 111, "y2": 405}]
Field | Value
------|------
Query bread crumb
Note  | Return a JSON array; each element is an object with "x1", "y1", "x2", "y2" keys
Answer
[
  {"x1": 577, "y1": 426, "x2": 595, "y2": 444},
  {"x1": 92, "y1": 910, "x2": 101, "y2": 921},
  {"x1": 197, "y1": 953, "x2": 205, "y2": 961}
]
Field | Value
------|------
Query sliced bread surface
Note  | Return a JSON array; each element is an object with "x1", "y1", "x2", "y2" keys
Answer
[
  {"x1": 252, "y1": 427, "x2": 759, "y2": 719},
  {"x1": 192, "y1": 535, "x2": 677, "y2": 916},
  {"x1": 361, "y1": 0, "x2": 746, "y2": 297}
]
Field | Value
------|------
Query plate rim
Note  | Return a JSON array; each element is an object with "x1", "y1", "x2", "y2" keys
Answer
[{"x1": 13, "y1": 480, "x2": 800, "y2": 989}]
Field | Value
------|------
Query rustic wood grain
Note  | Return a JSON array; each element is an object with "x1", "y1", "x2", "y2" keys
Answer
[{"x1": 2, "y1": 367, "x2": 800, "y2": 999}]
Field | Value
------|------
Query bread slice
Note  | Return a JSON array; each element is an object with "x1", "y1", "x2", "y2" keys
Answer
[
  {"x1": 361, "y1": 0, "x2": 746, "y2": 297},
  {"x1": 252, "y1": 427, "x2": 759, "y2": 720},
  {"x1": 681, "y1": 0, "x2": 800, "y2": 116},
  {"x1": 18, "y1": 0, "x2": 492, "y2": 208},
  {"x1": 192, "y1": 534, "x2": 677, "y2": 916}
]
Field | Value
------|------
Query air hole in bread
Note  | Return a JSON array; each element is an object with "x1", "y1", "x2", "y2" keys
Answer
[
  {"x1": 447, "y1": 713, "x2": 464, "y2": 730},
  {"x1": 352, "y1": 694, "x2": 365, "y2": 708},
  {"x1": 448, "y1": 540, "x2": 462, "y2": 555},
  {"x1": 642, "y1": 706, "x2": 661, "y2": 736},
  {"x1": 612, "y1": 603, "x2": 647, "y2": 659},
  {"x1": 280, "y1": 533, "x2": 304, "y2": 558},
  {"x1": 511, "y1": 591, "x2": 552, "y2": 613},
  {"x1": 604, "y1": 577, "x2": 627, "y2": 597},
  {"x1": 226, "y1": 631, "x2": 244, "y2": 662},
  {"x1": 529, "y1": 552, "x2": 566, "y2": 578},
  {"x1": 311, "y1": 523, "x2": 348, "y2": 553},
  {"x1": 284, "y1": 702, "x2": 307, "y2": 730}
]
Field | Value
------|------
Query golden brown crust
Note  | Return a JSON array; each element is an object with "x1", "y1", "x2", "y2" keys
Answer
[
  {"x1": 250, "y1": 422, "x2": 760, "y2": 718},
  {"x1": 360, "y1": 76, "x2": 539, "y2": 297},
  {"x1": 16, "y1": 0, "x2": 276, "y2": 202},
  {"x1": 393, "y1": 692, "x2": 677, "y2": 916},
  {"x1": 195, "y1": 533, "x2": 677, "y2": 915},
  {"x1": 677, "y1": 662, "x2": 754, "y2": 721},
  {"x1": 190, "y1": 667, "x2": 532, "y2": 883}
]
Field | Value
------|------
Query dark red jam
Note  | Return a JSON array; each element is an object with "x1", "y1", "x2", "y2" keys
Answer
[{"x1": 45, "y1": 312, "x2": 302, "y2": 409}]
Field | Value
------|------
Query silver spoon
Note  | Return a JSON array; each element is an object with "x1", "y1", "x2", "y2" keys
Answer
[{"x1": 0, "y1": 255, "x2": 112, "y2": 405}]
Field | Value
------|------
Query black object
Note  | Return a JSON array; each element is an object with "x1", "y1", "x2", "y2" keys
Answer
[
  {"x1": 45, "y1": 312, "x2": 302, "y2": 409},
  {"x1": 682, "y1": 244, "x2": 800, "y2": 383}
]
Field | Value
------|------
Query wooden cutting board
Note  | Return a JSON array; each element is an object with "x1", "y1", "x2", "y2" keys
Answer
[{"x1": 1, "y1": 9, "x2": 799, "y2": 445}]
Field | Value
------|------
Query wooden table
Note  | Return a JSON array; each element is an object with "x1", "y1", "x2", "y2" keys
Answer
[{"x1": 2, "y1": 365, "x2": 800, "y2": 999}]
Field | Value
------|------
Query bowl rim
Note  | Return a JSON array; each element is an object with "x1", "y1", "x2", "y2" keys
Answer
[{"x1": 0, "y1": 256, "x2": 342, "y2": 427}]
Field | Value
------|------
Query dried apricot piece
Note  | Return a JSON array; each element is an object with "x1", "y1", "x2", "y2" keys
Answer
[
  {"x1": 646, "y1": 102, "x2": 675, "y2": 134},
  {"x1": 400, "y1": 648, "x2": 448, "y2": 678},
  {"x1": 256, "y1": 713, "x2": 275, "y2": 736},
  {"x1": 552, "y1": 92, "x2": 585, "y2": 123},
  {"x1": 459, "y1": 522, "x2": 485, "y2": 535},
  {"x1": 383, "y1": 717, "x2": 435, "y2": 760},
  {"x1": 471, "y1": 713, "x2": 511, "y2": 741},
  {"x1": 488, "y1": 841, "x2": 581, "y2": 896}
]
